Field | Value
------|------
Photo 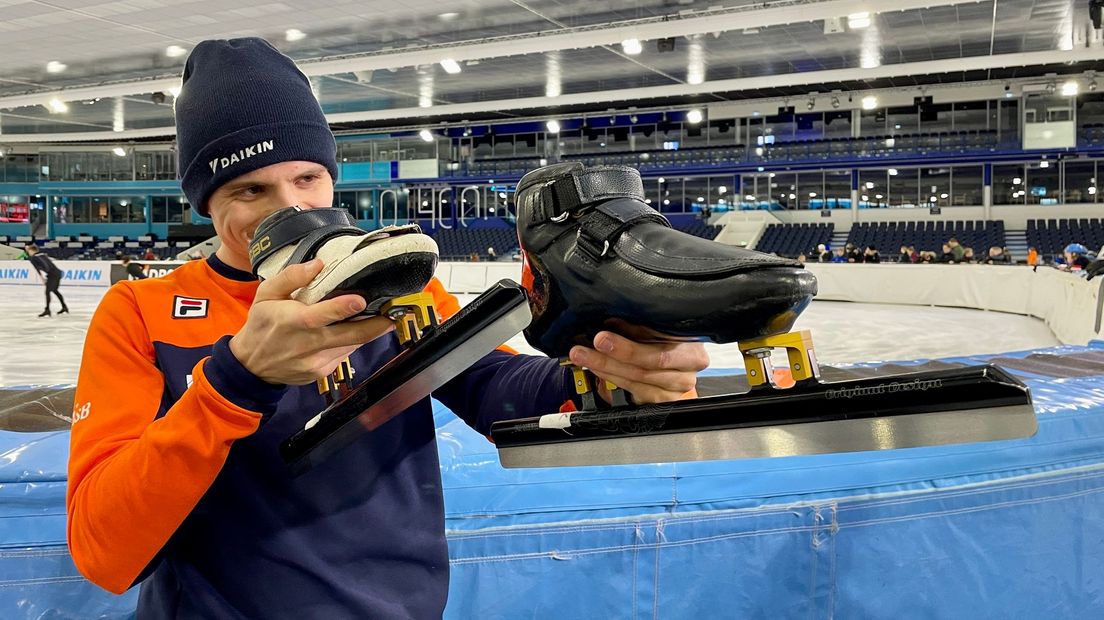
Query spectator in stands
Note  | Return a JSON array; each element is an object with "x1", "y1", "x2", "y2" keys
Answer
[
  {"x1": 984, "y1": 246, "x2": 1011, "y2": 264},
  {"x1": 469, "y1": 252, "x2": 480, "y2": 262},
  {"x1": 143, "y1": 248, "x2": 158, "y2": 261},
  {"x1": 844, "y1": 243, "x2": 861, "y2": 263},
  {"x1": 23, "y1": 243, "x2": 69, "y2": 317},
  {"x1": 1026, "y1": 247, "x2": 1039, "y2": 266},
  {"x1": 816, "y1": 244, "x2": 831, "y2": 262},
  {"x1": 863, "y1": 245, "x2": 880, "y2": 263},
  {"x1": 918, "y1": 251, "x2": 937, "y2": 264},
  {"x1": 947, "y1": 237, "x2": 966, "y2": 262},
  {"x1": 940, "y1": 243, "x2": 956, "y2": 263},
  {"x1": 1059, "y1": 243, "x2": 1091, "y2": 272},
  {"x1": 831, "y1": 248, "x2": 847, "y2": 263},
  {"x1": 962, "y1": 247, "x2": 976, "y2": 263},
  {"x1": 121, "y1": 256, "x2": 147, "y2": 280},
  {"x1": 487, "y1": 246, "x2": 497, "y2": 261}
]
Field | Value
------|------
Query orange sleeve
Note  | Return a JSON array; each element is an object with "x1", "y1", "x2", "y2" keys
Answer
[
  {"x1": 66, "y1": 285, "x2": 264, "y2": 594},
  {"x1": 424, "y1": 277, "x2": 519, "y2": 354}
]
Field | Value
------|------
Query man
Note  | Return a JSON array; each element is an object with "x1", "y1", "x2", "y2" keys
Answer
[
  {"x1": 120, "y1": 255, "x2": 147, "y2": 280},
  {"x1": 1060, "y1": 243, "x2": 1091, "y2": 272},
  {"x1": 24, "y1": 242, "x2": 68, "y2": 317},
  {"x1": 143, "y1": 248, "x2": 158, "y2": 261},
  {"x1": 947, "y1": 237, "x2": 966, "y2": 262},
  {"x1": 66, "y1": 38, "x2": 706, "y2": 619}
]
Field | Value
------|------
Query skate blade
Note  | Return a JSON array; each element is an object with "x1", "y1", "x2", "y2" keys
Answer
[
  {"x1": 493, "y1": 365, "x2": 1037, "y2": 468},
  {"x1": 282, "y1": 280, "x2": 532, "y2": 474}
]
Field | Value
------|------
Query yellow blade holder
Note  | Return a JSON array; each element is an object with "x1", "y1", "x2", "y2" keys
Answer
[{"x1": 738, "y1": 330, "x2": 820, "y2": 388}]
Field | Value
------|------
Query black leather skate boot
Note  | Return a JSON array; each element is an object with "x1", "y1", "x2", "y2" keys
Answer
[
  {"x1": 515, "y1": 163, "x2": 817, "y2": 357},
  {"x1": 249, "y1": 206, "x2": 439, "y2": 314}
]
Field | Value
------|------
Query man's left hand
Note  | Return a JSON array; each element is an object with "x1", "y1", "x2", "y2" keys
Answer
[{"x1": 568, "y1": 331, "x2": 709, "y2": 405}]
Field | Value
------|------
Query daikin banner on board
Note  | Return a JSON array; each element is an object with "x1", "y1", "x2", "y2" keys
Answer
[{"x1": 0, "y1": 260, "x2": 112, "y2": 287}]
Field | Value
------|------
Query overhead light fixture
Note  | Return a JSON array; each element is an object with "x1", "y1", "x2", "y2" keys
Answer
[
  {"x1": 806, "y1": 97, "x2": 816, "y2": 110},
  {"x1": 46, "y1": 61, "x2": 67, "y2": 74},
  {"x1": 545, "y1": 119, "x2": 561, "y2": 134},
  {"x1": 440, "y1": 59, "x2": 462, "y2": 74},
  {"x1": 112, "y1": 147, "x2": 127, "y2": 157},
  {"x1": 1013, "y1": 177, "x2": 1022, "y2": 185},
  {"x1": 419, "y1": 129, "x2": 434, "y2": 142},
  {"x1": 847, "y1": 12, "x2": 872, "y2": 29},
  {"x1": 888, "y1": 168, "x2": 898, "y2": 176},
  {"x1": 47, "y1": 98, "x2": 68, "y2": 113},
  {"x1": 621, "y1": 39, "x2": 643, "y2": 55},
  {"x1": 438, "y1": 11, "x2": 459, "y2": 20},
  {"x1": 861, "y1": 95, "x2": 878, "y2": 110},
  {"x1": 1039, "y1": 160, "x2": 1050, "y2": 168},
  {"x1": 1089, "y1": 79, "x2": 1098, "y2": 92},
  {"x1": 285, "y1": 28, "x2": 306, "y2": 42},
  {"x1": 1061, "y1": 80, "x2": 1079, "y2": 97},
  {"x1": 717, "y1": 185, "x2": 727, "y2": 194},
  {"x1": 1045, "y1": 82, "x2": 1056, "y2": 95},
  {"x1": 1090, "y1": 187, "x2": 1098, "y2": 195},
  {"x1": 166, "y1": 45, "x2": 187, "y2": 58},
  {"x1": 686, "y1": 109, "x2": 703, "y2": 124},
  {"x1": 657, "y1": 177, "x2": 666, "y2": 184},
  {"x1": 809, "y1": 192, "x2": 818, "y2": 198},
  {"x1": 865, "y1": 181, "x2": 875, "y2": 189},
  {"x1": 831, "y1": 96, "x2": 840, "y2": 108}
]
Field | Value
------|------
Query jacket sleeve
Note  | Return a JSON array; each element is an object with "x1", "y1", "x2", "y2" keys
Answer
[
  {"x1": 423, "y1": 278, "x2": 576, "y2": 435},
  {"x1": 66, "y1": 284, "x2": 285, "y2": 594}
]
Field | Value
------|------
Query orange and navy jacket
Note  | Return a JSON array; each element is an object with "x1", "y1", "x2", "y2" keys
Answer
[{"x1": 67, "y1": 255, "x2": 573, "y2": 618}]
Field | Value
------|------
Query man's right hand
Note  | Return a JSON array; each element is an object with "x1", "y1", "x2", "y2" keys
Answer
[{"x1": 229, "y1": 259, "x2": 395, "y2": 385}]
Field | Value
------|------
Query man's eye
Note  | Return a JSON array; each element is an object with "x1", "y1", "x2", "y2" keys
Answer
[{"x1": 241, "y1": 186, "x2": 263, "y2": 196}]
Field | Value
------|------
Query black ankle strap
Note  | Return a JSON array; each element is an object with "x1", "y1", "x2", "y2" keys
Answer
[
  {"x1": 575, "y1": 198, "x2": 669, "y2": 261},
  {"x1": 540, "y1": 166, "x2": 645, "y2": 223},
  {"x1": 249, "y1": 207, "x2": 355, "y2": 271}
]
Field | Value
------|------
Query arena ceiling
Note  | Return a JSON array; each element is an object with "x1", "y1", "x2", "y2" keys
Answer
[{"x1": 0, "y1": 0, "x2": 1098, "y2": 141}]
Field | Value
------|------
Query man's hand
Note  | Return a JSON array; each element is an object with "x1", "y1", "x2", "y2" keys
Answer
[
  {"x1": 230, "y1": 259, "x2": 394, "y2": 385},
  {"x1": 568, "y1": 331, "x2": 709, "y2": 405}
]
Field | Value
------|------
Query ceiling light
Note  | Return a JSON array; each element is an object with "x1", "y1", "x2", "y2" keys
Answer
[
  {"x1": 1090, "y1": 187, "x2": 1098, "y2": 195},
  {"x1": 47, "y1": 98, "x2": 68, "y2": 113},
  {"x1": 847, "y1": 12, "x2": 872, "y2": 29},
  {"x1": 1089, "y1": 80, "x2": 1098, "y2": 92},
  {"x1": 875, "y1": 194, "x2": 883, "y2": 199},
  {"x1": 112, "y1": 147, "x2": 127, "y2": 157},
  {"x1": 1013, "y1": 177, "x2": 1022, "y2": 185},
  {"x1": 930, "y1": 196, "x2": 938, "y2": 203},
  {"x1": 419, "y1": 129, "x2": 434, "y2": 142},
  {"x1": 657, "y1": 177, "x2": 666, "y2": 184},
  {"x1": 1061, "y1": 80, "x2": 1079, "y2": 97},
  {"x1": 885, "y1": 138, "x2": 895, "y2": 147},
  {"x1": 806, "y1": 97, "x2": 816, "y2": 110},
  {"x1": 545, "y1": 119, "x2": 561, "y2": 134},
  {"x1": 438, "y1": 11, "x2": 459, "y2": 20},
  {"x1": 686, "y1": 109, "x2": 703, "y2": 124},
  {"x1": 440, "y1": 59, "x2": 462, "y2": 74},
  {"x1": 285, "y1": 29, "x2": 306, "y2": 42},
  {"x1": 865, "y1": 181, "x2": 874, "y2": 189},
  {"x1": 717, "y1": 185, "x2": 727, "y2": 195},
  {"x1": 861, "y1": 95, "x2": 878, "y2": 110},
  {"x1": 888, "y1": 168, "x2": 898, "y2": 176},
  {"x1": 687, "y1": 73, "x2": 705, "y2": 85},
  {"x1": 697, "y1": 196, "x2": 705, "y2": 202},
  {"x1": 621, "y1": 39, "x2": 643, "y2": 55},
  {"x1": 166, "y1": 45, "x2": 187, "y2": 58},
  {"x1": 1045, "y1": 82, "x2": 1056, "y2": 95},
  {"x1": 861, "y1": 195, "x2": 869, "y2": 201},
  {"x1": 831, "y1": 96, "x2": 840, "y2": 108},
  {"x1": 940, "y1": 193, "x2": 949, "y2": 199},
  {"x1": 46, "y1": 61, "x2": 67, "y2": 74},
  {"x1": 788, "y1": 193, "x2": 797, "y2": 200},
  {"x1": 1039, "y1": 160, "x2": 1050, "y2": 168},
  {"x1": 663, "y1": 199, "x2": 671, "y2": 205}
]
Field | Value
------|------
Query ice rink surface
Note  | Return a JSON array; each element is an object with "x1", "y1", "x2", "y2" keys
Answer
[{"x1": 0, "y1": 283, "x2": 1061, "y2": 387}]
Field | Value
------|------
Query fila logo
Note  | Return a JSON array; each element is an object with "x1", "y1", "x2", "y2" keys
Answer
[
  {"x1": 209, "y1": 140, "x2": 275, "y2": 173},
  {"x1": 173, "y1": 296, "x2": 209, "y2": 319}
]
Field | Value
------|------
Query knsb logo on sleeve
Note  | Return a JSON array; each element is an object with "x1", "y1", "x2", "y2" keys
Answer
[{"x1": 173, "y1": 296, "x2": 209, "y2": 319}]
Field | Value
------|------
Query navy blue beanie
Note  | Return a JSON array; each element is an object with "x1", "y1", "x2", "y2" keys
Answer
[{"x1": 175, "y1": 38, "x2": 338, "y2": 216}]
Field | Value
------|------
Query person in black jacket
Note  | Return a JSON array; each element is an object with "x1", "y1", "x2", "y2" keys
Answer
[
  {"x1": 24, "y1": 243, "x2": 69, "y2": 317},
  {"x1": 121, "y1": 256, "x2": 147, "y2": 280}
]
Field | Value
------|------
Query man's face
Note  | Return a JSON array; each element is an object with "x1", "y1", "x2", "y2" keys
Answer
[{"x1": 206, "y1": 161, "x2": 334, "y2": 270}]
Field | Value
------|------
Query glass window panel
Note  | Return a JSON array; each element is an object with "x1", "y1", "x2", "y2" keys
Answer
[
  {"x1": 887, "y1": 106, "x2": 918, "y2": 134},
  {"x1": 683, "y1": 177, "x2": 710, "y2": 214},
  {"x1": 1025, "y1": 161, "x2": 1060, "y2": 205},
  {"x1": 769, "y1": 172, "x2": 798, "y2": 210},
  {"x1": 824, "y1": 170, "x2": 851, "y2": 209},
  {"x1": 888, "y1": 168, "x2": 920, "y2": 208},
  {"x1": 1064, "y1": 160, "x2": 1098, "y2": 204},
  {"x1": 858, "y1": 169, "x2": 888, "y2": 208},
  {"x1": 920, "y1": 103, "x2": 953, "y2": 133},
  {"x1": 998, "y1": 99, "x2": 1018, "y2": 143},
  {"x1": 951, "y1": 166, "x2": 983, "y2": 206},
  {"x1": 920, "y1": 166, "x2": 951, "y2": 208},
  {"x1": 797, "y1": 171, "x2": 824, "y2": 210},
  {"x1": 952, "y1": 101, "x2": 988, "y2": 131},
  {"x1": 993, "y1": 163, "x2": 1026, "y2": 205},
  {"x1": 823, "y1": 111, "x2": 850, "y2": 139}
]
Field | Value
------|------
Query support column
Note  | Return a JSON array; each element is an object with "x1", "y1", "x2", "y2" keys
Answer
[
  {"x1": 851, "y1": 109, "x2": 862, "y2": 139},
  {"x1": 982, "y1": 163, "x2": 993, "y2": 220},
  {"x1": 851, "y1": 169, "x2": 860, "y2": 218}
]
